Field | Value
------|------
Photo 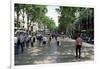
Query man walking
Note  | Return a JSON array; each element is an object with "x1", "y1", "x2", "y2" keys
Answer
[
  {"x1": 20, "y1": 33, "x2": 24, "y2": 53},
  {"x1": 75, "y1": 34, "x2": 83, "y2": 59},
  {"x1": 43, "y1": 36, "x2": 47, "y2": 47},
  {"x1": 31, "y1": 35, "x2": 35, "y2": 47},
  {"x1": 38, "y1": 34, "x2": 43, "y2": 46},
  {"x1": 48, "y1": 35, "x2": 51, "y2": 46},
  {"x1": 14, "y1": 34, "x2": 18, "y2": 55},
  {"x1": 57, "y1": 36, "x2": 61, "y2": 46}
]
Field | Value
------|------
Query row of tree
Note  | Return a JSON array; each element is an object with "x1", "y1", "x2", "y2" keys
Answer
[
  {"x1": 56, "y1": 6, "x2": 94, "y2": 34},
  {"x1": 14, "y1": 4, "x2": 56, "y2": 33}
]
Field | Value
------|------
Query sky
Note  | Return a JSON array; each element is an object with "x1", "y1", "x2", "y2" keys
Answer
[{"x1": 46, "y1": 5, "x2": 59, "y2": 27}]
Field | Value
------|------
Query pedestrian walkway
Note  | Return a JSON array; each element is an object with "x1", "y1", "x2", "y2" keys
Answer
[
  {"x1": 15, "y1": 37, "x2": 94, "y2": 65},
  {"x1": 63, "y1": 37, "x2": 94, "y2": 47}
]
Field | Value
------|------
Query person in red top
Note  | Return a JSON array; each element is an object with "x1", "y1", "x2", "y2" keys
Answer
[{"x1": 75, "y1": 34, "x2": 83, "y2": 58}]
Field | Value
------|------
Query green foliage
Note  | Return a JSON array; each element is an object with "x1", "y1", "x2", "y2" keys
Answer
[
  {"x1": 14, "y1": 3, "x2": 56, "y2": 31},
  {"x1": 56, "y1": 6, "x2": 94, "y2": 33},
  {"x1": 14, "y1": 4, "x2": 22, "y2": 28},
  {"x1": 40, "y1": 15, "x2": 56, "y2": 31},
  {"x1": 56, "y1": 6, "x2": 78, "y2": 33}
]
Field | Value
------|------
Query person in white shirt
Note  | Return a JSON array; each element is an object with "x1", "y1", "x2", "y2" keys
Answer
[
  {"x1": 48, "y1": 36, "x2": 52, "y2": 46},
  {"x1": 20, "y1": 34, "x2": 24, "y2": 43},
  {"x1": 27, "y1": 34, "x2": 31, "y2": 48},
  {"x1": 19, "y1": 33, "x2": 24, "y2": 53},
  {"x1": 38, "y1": 34, "x2": 43, "y2": 46},
  {"x1": 57, "y1": 36, "x2": 61, "y2": 46},
  {"x1": 26, "y1": 34, "x2": 29, "y2": 48},
  {"x1": 31, "y1": 34, "x2": 36, "y2": 47},
  {"x1": 43, "y1": 36, "x2": 47, "y2": 45},
  {"x1": 14, "y1": 36, "x2": 18, "y2": 44},
  {"x1": 14, "y1": 35, "x2": 18, "y2": 55},
  {"x1": 75, "y1": 34, "x2": 83, "y2": 58}
]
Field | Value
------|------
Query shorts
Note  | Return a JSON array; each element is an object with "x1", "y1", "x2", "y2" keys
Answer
[
  {"x1": 76, "y1": 45, "x2": 82, "y2": 48},
  {"x1": 57, "y1": 41, "x2": 59, "y2": 45},
  {"x1": 43, "y1": 41, "x2": 46, "y2": 44}
]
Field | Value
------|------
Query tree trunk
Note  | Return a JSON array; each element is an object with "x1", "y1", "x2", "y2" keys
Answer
[
  {"x1": 17, "y1": 12, "x2": 20, "y2": 28},
  {"x1": 27, "y1": 16, "x2": 30, "y2": 34}
]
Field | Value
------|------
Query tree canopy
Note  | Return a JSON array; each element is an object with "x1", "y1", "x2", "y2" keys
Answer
[
  {"x1": 14, "y1": 4, "x2": 56, "y2": 32},
  {"x1": 56, "y1": 6, "x2": 94, "y2": 33}
]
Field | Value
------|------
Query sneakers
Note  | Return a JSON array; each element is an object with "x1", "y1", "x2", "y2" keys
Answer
[
  {"x1": 79, "y1": 56, "x2": 81, "y2": 59},
  {"x1": 75, "y1": 56, "x2": 81, "y2": 59}
]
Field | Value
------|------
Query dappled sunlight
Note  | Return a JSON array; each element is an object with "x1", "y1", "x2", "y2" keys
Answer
[
  {"x1": 53, "y1": 51, "x2": 60, "y2": 55},
  {"x1": 30, "y1": 53, "x2": 39, "y2": 56},
  {"x1": 30, "y1": 48, "x2": 42, "y2": 53},
  {"x1": 34, "y1": 61, "x2": 44, "y2": 64},
  {"x1": 33, "y1": 55, "x2": 58, "y2": 64},
  {"x1": 43, "y1": 59, "x2": 56, "y2": 63},
  {"x1": 46, "y1": 56, "x2": 53, "y2": 60},
  {"x1": 34, "y1": 59, "x2": 55, "y2": 64},
  {"x1": 67, "y1": 52, "x2": 72, "y2": 55},
  {"x1": 15, "y1": 37, "x2": 94, "y2": 65},
  {"x1": 14, "y1": 4, "x2": 94, "y2": 65}
]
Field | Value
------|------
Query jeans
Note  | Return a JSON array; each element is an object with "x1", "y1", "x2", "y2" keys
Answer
[
  {"x1": 76, "y1": 45, "x2": 82, "y2": 58},
  {"x1": 57, "y1": 41, "x2": 59, "y2": 46},
  {"x1": 15, "y1": 43, "x2": 19, "y2": 55},
  {"x1": 20, "y1": 42, "x2": 24, "y2": 53}
]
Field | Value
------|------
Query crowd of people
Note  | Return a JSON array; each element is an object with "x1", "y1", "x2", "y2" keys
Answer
[
  {"x1": 14, "y1": 30, "x2": 83, "y2": 59},
  {"x1": 14, "y1": 31, "x2": 62, "y2": 55},
  {"x1": 14, "y1": 31, "x2": 36, "y2": 55}
]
